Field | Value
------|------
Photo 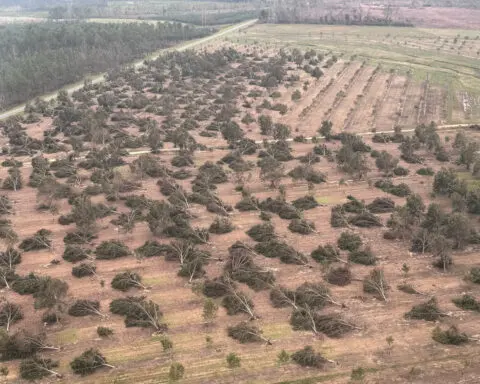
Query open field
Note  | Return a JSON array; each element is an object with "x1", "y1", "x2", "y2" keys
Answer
[
  {"x1": 0, "y1": 23, "x2": 480, "y2": 384},
  {"x1": 225, "y1": 24, "x2": 480, "y2": 128}
]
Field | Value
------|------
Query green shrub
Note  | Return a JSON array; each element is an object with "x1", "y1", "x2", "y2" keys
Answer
[
  {"x1": 416, "y1": 167, "x2": 434, "y2": 176},
  {"x1": 393, "y1": 166, "x2": 409, "y2": 176},
  {"x1": 467, "y1": 267, "x2": 480, "y2": 284},
  {"x1": 169, "y1": 362, "x2": 185, "y2": 381}
]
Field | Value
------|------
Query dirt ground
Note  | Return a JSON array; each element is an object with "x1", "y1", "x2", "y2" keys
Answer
[{"x1": 0, "y1": 45, "x2": 479, "y2": 384}]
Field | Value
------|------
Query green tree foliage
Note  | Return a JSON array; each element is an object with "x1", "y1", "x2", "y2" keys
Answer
[
  {"x1": 95, "y1": 240, "x2": 130, "y2": 260},
  {"x1": 0, "y1": 22, "x2": 211, "y2": 108},
  {"x1": 291, "y1": 346, "x2": 327, "y2": 368},
  {"x1": 169, "y1": 362, "x2": 185, "y2": 381},
  {"x1": 337, "y1": 232, "x2": 362, "y2": 251},
  {"x1": 433, "y1": 168, "x2": 466, "y2": 197},
  {"x1": 20, "y1": 357, "x2": 60, "y2": 380},
  {"x1": 404, "y1": 298, "x2": 445, "y2": 321},
  {"x1": 226, "y1": 352, "x2": 241, "y2": 369},
  {"x1": 70, "y1": 349, "x2": 112, "y2": 376},
  {"x1": 432, "y1": 326, "x2": 468, "y2": 345}
]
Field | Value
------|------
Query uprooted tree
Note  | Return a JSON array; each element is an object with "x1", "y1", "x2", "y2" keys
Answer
[{"x1": 70, "y1": 348, "x2": 114, "y2": 376}]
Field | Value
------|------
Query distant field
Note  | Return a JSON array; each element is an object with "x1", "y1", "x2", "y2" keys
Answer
[{"x1": 227, "y1": 24, "x2": 480, "y2": 126}]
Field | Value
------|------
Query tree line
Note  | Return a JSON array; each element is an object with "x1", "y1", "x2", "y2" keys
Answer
[{"x1": 0, "y1": 21, "x2": 212, "y2": 109}]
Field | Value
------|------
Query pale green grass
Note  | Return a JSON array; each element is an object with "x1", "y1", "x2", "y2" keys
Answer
[
  {"x1": 54, "y1": 328, "x2": 78, "y2": 345},
  {"x1": 457, "y1": 171, "x2": 480, "y2": 191},
  {"x1": 232, "y1": 24, "x2": 480, "y2": 124}
]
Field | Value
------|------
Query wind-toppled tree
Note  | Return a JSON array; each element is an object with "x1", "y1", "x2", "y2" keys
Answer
[
  {"x1": 291, "y1": 346, "x2": 329, "y2": 368},
  {"x1": 227, "y1": 322, "x2": 271, "y2": 344},
  {"x1": 165, "y1": 240, "x2": 210, "y2": 282},
  {"x1": 111, "y1": 271, "x2": 146, "y2": 291},
  {"x1": 109, "y1": 296, "x2": 166, "y2": 331},
  {"x1": 224, "y1": 241, "x2": 275, "y2": 291},
  {"x1": 68, "y1": 300, "x2": 104, "y2": 318},
  {"x1": 72, "y1": 263, "x2": 97, "y2": 278},
  {"x1": 19, "y1": 229, "x2": 52, "y2": 252},
  {"x1": 70, "y1": 348, "x2": 114, "y2": 376},
  {"x1": 363, "y1": 269, "x2": 389, "y2": 301},
  {"x1": 95, "y1": 240, "x2": 130, "y2": 260},
  {"x1": 0, "y1": 302, "x2": 23, "y2": 331},
  {"x1": 222, "y1": 282, "x2": 257, "y2": 319},
  {"x1": 404, "y1": 298, "x2": 446, "y2": 321},
  {"x1": 0, "y1": 330, "x2": 59, "y2": 361},
  {"x1": 432, "y1": 325, "x2": 469, "y2": 345},
  {"x1": 2, "y1": 167, "x2": 23, "y2": 191},
  {"x1": 20, "y1": 357, "x2": 61, "y2": 380}
]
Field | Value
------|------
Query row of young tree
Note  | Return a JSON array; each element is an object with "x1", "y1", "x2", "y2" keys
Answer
[{"x1": 0, "y1": 21, "x2": 212, "y2": 109}]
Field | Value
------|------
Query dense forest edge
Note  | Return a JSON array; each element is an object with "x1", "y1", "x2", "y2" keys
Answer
[{"x1": 0, "y1": 21, "x2": 213, "y2": 110}]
